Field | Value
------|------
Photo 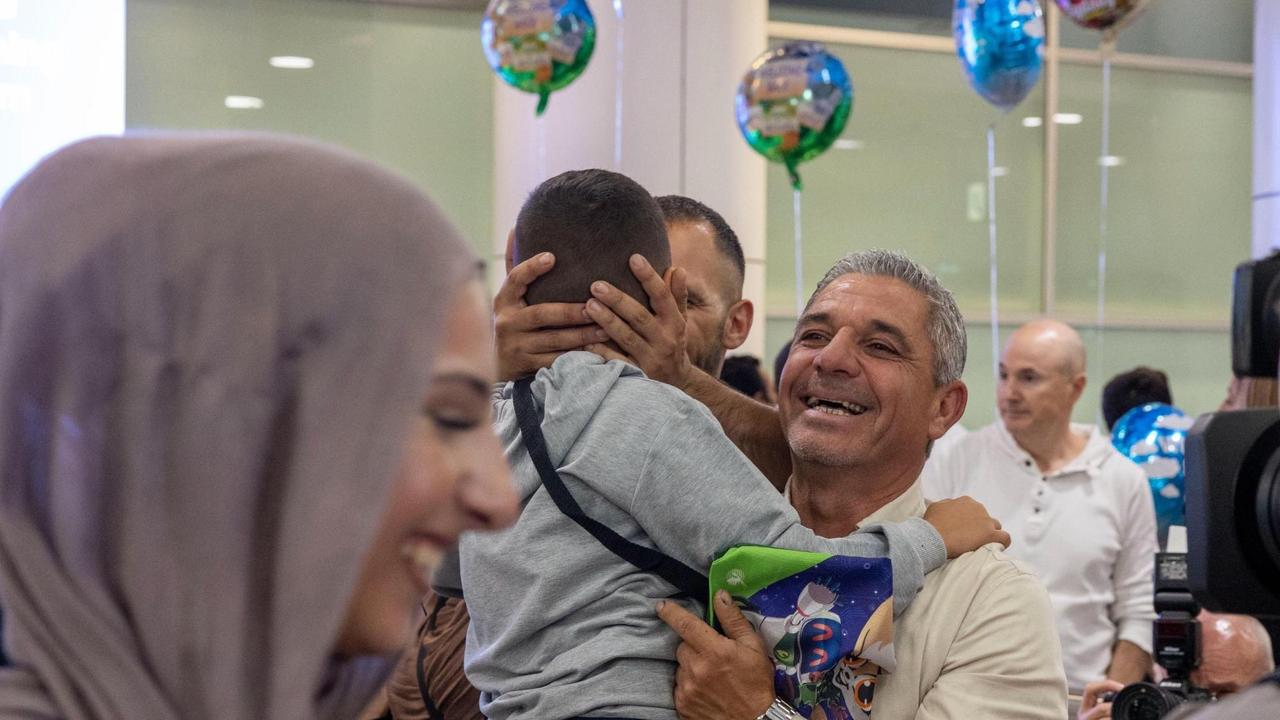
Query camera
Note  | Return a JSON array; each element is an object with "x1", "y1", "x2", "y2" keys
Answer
[
  {"x1": 1111, "y1": 552, "x2": 1214, "y2": 719},
  {"x1": 1108, "y1": 254, "x2": 1280, "y2": 718},
  {"x1": 1183, "y1": 253, "x2": 1280, "y2": 618}
]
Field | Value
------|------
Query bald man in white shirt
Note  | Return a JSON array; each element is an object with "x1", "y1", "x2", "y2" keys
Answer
[{"x1": 922, "y1": 319, "x2": 1158, "y2": 702}]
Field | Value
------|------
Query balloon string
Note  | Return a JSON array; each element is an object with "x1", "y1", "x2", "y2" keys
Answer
[
  {"x1": 793, "y1": 188, "x2": 805, "y2": 316},
  {"x1": 613, "y1": 0, "x2": 624, "y2": 170},
  {"x1": 537, "y1": 111, "x2": 547, "y2": 181},
  {"x1": 1097, "y1": 41, "x2": 1113, "y2": 382},
  {"x1": 986, "y1": 123, "x2": 1000, "y2": 384}
]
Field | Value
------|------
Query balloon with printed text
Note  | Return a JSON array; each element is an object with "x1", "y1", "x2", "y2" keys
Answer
[
  {"x1": 482, "y1": 0, "x2": 596, "y2": 116},
  {"x1": 734, "y1": 41, "x2": 853, "y2": 191}
]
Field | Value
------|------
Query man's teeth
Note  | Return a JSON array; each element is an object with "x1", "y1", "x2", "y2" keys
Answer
[{"x1": 805, "y1": 397, "x2": 868, "y2": 415}]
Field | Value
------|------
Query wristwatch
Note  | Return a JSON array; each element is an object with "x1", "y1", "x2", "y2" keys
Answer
[{"x1": 756, "y1": 698, "x2": 802, "y2": 720}]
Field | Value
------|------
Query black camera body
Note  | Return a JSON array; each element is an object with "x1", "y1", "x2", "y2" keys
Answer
[
  {"x1": 1117, "y1": 253, "x2": 1280, "y2": 719},
  {"x1": 1112, "y1": 679, "x2": 1214, "y2": 719},
  {"x1": 1184, "y1": 253, "x2": 1280, "y2": 618},
  {"x1": 1112, "y1": 552, "x2": 1216, "y2": 719},
  {"x1": 1185, "y1": 409, "x2": 1280, "y2": 618}
]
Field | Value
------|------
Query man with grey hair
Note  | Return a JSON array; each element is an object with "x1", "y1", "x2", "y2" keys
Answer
[
  {"x1": 921, "y1": 319, "x2": 1158, "y2": 707},
  {"x1": 589, "y1": 249, "x2": 1068, "y2": 717}
]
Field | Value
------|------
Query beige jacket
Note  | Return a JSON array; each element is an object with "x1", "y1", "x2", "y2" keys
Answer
[{"x1": 869, "y1": 483, "x2": 1069, "y2": 718}]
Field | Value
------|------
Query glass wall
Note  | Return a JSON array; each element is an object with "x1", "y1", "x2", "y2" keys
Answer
[
  {"x1": 12, "y1": 0, "x2": 1253, "y2": 427},
  {"x1": 126, "y1": 0, "x2": 494, "y2": 259},
  {"x1": 763, "y1": 5, "x2": 1253, "y2": 428}
]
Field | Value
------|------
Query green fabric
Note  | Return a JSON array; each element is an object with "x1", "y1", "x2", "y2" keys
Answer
[{"x1": 707, "y1": 545, "x2": 829, "y2": 622}]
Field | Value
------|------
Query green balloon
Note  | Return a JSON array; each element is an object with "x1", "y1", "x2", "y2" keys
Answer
[
  {"x1": 482, "y1": 0, "x2": 597, "y2": 116},
  {"x1": 735, "y1": 42, "x2": 853, "y2": 190}
]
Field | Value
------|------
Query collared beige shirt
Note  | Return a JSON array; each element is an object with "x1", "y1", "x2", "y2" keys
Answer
[{"x1": 857, "y1": 482, "x2": 1069, "y2": 718}]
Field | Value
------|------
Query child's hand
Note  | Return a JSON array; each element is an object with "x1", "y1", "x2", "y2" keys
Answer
[{"x1": 923, "y1": 496, "x2": 1011, "y2": 558}]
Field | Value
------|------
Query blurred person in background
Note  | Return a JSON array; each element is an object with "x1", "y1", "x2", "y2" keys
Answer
[
  {"x1": 0, "y1": 134, "x2": 517, "y2": 719},
  {"x1": 720, "y1": 354, "x2": 776, "y2": 403},
  {"x1": 1102, "y1": 366, "x2": 1173, "y2": 432}
]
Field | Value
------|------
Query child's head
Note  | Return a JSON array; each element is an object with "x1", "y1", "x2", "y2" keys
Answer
[{"x1": 513, "y1": 169, "x2": 670, "y2": 308}]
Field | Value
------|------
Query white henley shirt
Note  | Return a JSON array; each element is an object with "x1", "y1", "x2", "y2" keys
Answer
[{"x1": 921, "y1": 421, "x2": 1158, "y2": 693}]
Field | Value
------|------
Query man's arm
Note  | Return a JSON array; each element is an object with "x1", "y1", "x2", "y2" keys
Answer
[
  {"x1": 1105, "y1": 467, "x2": 1159, "y2": 684},
  {"x1": 1106, "y1": 639, "x2": 1152, "y2": 686},
  {"x1": 584, "y1": 255, "x2": 793, "y2": 488}
]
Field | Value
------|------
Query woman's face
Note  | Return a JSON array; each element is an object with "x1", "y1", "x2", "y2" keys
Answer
[{"x1": 335, "y1": 279, "x2": 518, "y2": 656}]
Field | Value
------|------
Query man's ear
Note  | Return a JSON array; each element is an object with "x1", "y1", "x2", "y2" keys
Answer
[
  {"x1": 722, "y1": 299, "x2": 754, "y2": 351},
  {"x1": 1069, "y1": 373, "x2": 1087, "y2": 405},
  {"x1": 929, "y1": 380, "x2": 968, "y2": 441},
  {"x1": 504, "y1": 227, "x2": 516, "y2": 274}
]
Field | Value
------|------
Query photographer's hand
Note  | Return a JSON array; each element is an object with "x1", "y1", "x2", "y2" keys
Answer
[{"x1": 1078, "y1": 679, "x2": 1124, "y2": 720}]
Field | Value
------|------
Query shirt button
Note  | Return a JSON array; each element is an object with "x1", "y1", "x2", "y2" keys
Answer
[{"x1": 1024, "y1": 460, "x2": 1032, "y2": 467}]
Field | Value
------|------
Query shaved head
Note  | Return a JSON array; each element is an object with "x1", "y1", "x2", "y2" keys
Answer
[
  {"x1": 1192, "y1": 611, "x2": 1275, "y2": 694},
  {"x1": 998, "y1": 319, "x2": 1088, "y2": 443},
  {"x1": 1004, "y1": 319, "x2": 1086, "y2": 378}
]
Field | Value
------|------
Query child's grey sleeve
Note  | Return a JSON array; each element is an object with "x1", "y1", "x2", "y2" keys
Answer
[
  {"x1": 858, "y1": 517, "x2": 947, "y2": 616},
  {"x1": 625, "y1": 397, "x2": 946, "y2": 617}
]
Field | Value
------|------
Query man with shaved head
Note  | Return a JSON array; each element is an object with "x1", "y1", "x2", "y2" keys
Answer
[
  {"x1": 922, "y1": 319, "x2": 1158, "y2": 706},
  {"x1": 1079, "y1": 610, "x2": 1275, "y2": 719}
]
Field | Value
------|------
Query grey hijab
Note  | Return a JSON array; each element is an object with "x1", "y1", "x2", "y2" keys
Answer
[{"x1": 0, "y1": 134, "x2": 473, "y2": 719}]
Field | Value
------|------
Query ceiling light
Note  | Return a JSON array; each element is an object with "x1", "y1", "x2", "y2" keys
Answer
[
  {"x1": 834, "y1": 138, "x2": 864, "y2": 151},
  {"x1": 1053, "y1": 112, "x2": 1083, "y2": 125},
  {"x1": 224, "y1": 95, "x2": 264, "y2": 110},
  {"x1": 1021, "y1": 116, "x2": 1043, "y2": 128},
  {"x1": 269, "y1": 56, "x2": 314, "y2": 69},
  {"x1": 1098, "y1": 155, "x2": 1125, "y2": 167}
]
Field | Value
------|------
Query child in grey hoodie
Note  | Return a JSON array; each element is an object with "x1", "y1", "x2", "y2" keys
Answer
[{"x1": 438, "y1": 170, "x2": 998, "y2": 720}]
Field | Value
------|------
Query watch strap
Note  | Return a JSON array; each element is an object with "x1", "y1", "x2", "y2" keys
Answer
[{"x1": 756, "y1": 697, "x2": 801, "y2": 720}]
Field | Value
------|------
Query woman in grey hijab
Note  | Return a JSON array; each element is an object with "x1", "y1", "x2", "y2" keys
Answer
[{"x1": 0, "y1": 134, "x2": 517, "y2": 719}]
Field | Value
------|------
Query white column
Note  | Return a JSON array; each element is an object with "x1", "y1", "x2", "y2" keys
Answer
[
  {"x1": 0, "y1": 0, "x2": 125, "y2": 197},
  {"x1": 491, "y1": 0, "x2": 770, "y2": 358},
  {"x1": 1255, "y1": 0, "x2": 1280, "y2": 258}
]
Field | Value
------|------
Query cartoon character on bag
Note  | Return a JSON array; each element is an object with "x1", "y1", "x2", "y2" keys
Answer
[{"x1": 737, "y1": 583, "x2": 894, "y2": 720}]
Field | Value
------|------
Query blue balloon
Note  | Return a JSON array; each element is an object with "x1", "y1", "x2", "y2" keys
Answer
[
  {"x1": 954, "y1": 0, "x2": 1045, "y2": 111},
  {"x1": 1111, "y1": 403, "x2": 1196, "y2": 549}
]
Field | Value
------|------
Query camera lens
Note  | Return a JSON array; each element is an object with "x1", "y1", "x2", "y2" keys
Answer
[{"x1": 1112, "y1": 682, "x2": 1183, "y2": 720}]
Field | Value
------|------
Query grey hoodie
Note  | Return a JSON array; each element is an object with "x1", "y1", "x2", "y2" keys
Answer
[{"x1": 446, "y1": 352, "x2": 946, "y2": 720}]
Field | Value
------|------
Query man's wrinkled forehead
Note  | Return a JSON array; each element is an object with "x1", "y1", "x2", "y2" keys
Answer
[{"x1": 801, "y1": 273, "x2": 929, "y2": 333}]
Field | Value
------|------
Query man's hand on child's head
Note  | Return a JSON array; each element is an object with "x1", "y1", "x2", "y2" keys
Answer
[
  {"x1": 583, "y1": 254, "x2": 695, "y2": 390},
  {"x1": 657, "y1": 591, "x2": 774, "y2": 720},
  {"x1": 495, "y1": 252, "x2": 605, "y2": 381},
  {"x1": 924, "y1": 495, "x2": 1012, "y2": 558}
]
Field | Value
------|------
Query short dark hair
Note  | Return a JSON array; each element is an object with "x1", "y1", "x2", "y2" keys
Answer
[
  {"x1": 514, "y1": 169, "x2": 669, "y2": 307},
  {"x1": 1102, "y1": 366, "x2": 1173, "y2": 430},
  {"x1": 655, "y1": 195, "x2": 745, "y2": 284},
  {"x1": 773, "y1": 340, "x2": 791, "y2": 391},
  {"x1": 720, "y1": 355, "x2": 765, "y2": 398}
]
